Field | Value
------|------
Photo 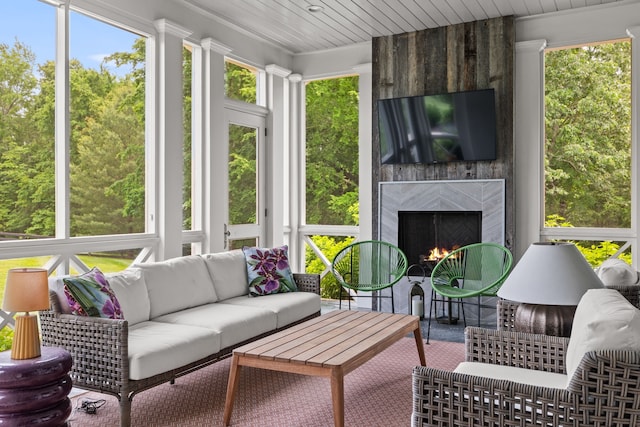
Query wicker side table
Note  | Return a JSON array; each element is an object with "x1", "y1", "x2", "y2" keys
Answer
[{"x1": 0, "y1": 346, "x2": 73, "y2": 426}]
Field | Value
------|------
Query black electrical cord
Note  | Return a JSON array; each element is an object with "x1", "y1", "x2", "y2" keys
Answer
[{"x1": 76, "y1": 398, "x2": 107, "y2": 415}]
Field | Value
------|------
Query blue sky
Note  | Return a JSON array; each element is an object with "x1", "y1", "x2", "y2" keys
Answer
[{"x1": 1, "y1": 0, "x2": 139, "y2": 74}]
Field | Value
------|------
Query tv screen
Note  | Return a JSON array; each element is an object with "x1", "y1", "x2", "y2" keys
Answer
[{"x1": 378, "y1": 88, "x2": 497, "y2": 165}]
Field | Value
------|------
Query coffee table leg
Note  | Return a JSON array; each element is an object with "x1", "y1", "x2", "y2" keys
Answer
[
  {"x1": 413, "y1": 327, "x2": 427, "y2": 366},
  {"x1": 223, "y1": 355, "x2": 241, "y2": 426},
  {"x1": 330, "y1": 369, "x2": 344, "y2": 427}
]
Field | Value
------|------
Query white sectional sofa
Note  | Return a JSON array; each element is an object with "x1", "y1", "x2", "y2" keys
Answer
[{"x1": 40, "y1": 249, "x2": 321, "y2": 427}]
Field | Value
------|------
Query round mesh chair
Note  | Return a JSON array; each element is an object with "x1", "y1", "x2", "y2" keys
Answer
[
  {"x1": 427, "y1": 242, "x2": 512, "y2": 342},
  {"x1": 331, "y1": 240, "x2": 408, "y2": 313}
]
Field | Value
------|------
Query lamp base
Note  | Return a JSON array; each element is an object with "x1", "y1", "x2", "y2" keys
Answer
[
  {"x1": 514, "y1": 304, "x2": 577, "y2": 337},
  {"x1": 11, "y1": 313, "x2": 42, "y2": 360}
]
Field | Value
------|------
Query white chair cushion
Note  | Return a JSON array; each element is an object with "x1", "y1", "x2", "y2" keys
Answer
[
  {"x1": 454, "y1": 362, "x2": 568, "y2": 389},
  {"x1": 135, "y1": 255, "x2": 218, "y2": 318},
  {"x1": 127, "y1": 321, "x2": 220, "y2": 380},
  {"x1": 105, "y1": 269, "x2": 150, "y2": 326},
  {"x1": 596, "y1": 258, "x2": 640, "y2": 286},
  {"x1": 566, "y1": 288, "x2": 640, "y2": 378},
  {"x1": 200, "y1": 250, "x2": 249, "y2": 301},
  {"x1": 218, "y1": 292, "x2": 321, "y2": 328},
  {"x1": 153, "y1": 303, "x2": 277, "y2": 349}
]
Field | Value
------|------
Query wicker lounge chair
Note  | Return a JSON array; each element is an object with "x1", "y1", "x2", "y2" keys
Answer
[{"x1": 412, "y1": 288, "x2": 640, "y2": 426}]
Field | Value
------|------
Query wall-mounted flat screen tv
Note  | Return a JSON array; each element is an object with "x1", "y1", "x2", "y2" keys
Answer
[{"x1": 378, "y1": 88, "x2": 497, "y2": 164}]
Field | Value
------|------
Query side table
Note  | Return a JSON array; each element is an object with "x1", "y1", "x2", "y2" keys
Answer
[{"x1": 0, "y1": 346, "x2": 73, "y2": 427}]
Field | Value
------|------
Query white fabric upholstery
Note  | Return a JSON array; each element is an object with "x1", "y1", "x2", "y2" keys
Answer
[
  {"x1": 48, "y1": 276, "x2": 72, "y2": 314},
  {"x1": 127, "y1": 321, "x2": 220, "y2": 380},
  {"x1": 454, "y1": 362, "x2": 568, "y2": 389},
  {"x1": 153, "y1": 303, "x2": 277, "y2": 349},
  {"x1": 219, "y1": 292, "x2": 320, "y2": 328},
  {"x1": 566, "y1": 288, "x2": 640, "y2": 378},
  {"x1": 135, "y1": 255, "x2": 218, "y2": 318},
  {"x1": 200, "y1": 250, "x2": 248, "y2": 301},
  {"x1": 106, "y1": 269, "x2": 150, "y2": 326},
  {"x1": 596, "y1": 258, "x2": 640, "y2": 286}
]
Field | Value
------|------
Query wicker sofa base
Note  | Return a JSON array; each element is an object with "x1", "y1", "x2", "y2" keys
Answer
[{"x1": 40, "y1": 273, "x2": 321, "y2": 427}]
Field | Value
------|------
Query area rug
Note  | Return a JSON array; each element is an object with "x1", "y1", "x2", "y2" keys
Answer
[{"x1": 67, "y1": 338, "x2": 464, "y2": 427}]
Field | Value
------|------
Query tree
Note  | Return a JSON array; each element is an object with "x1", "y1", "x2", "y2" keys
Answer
[
  {"x1": 305, "y1": 76, "x2": 359, "y2": 225},
  {"x1": 545, "y1": 41, "x2": 631, "y2": 228}
]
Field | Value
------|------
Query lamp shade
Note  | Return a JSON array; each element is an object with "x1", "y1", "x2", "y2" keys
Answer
[
  {"x1": 2, "y1": 268, "x2": 49, "y2": 312},
  {"x1": 497, "y1": 242, "x2": 603, "y2": 305}
]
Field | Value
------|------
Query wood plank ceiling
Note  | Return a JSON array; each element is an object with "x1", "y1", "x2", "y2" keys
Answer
[{"x1": 179, "y1": 0, "x2": 629, "y2": 54}]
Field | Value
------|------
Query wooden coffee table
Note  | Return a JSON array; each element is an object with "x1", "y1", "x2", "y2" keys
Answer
[{"x1": 222, "y1": 309, "x2": 426, "y2": 426}]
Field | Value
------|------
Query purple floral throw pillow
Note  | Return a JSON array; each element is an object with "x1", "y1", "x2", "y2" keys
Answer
[
  {"x1": 63, "y1": 267, "x2": 124, "y2": 319},
  {"x1": 242, "y1": 245, "x2": 298, "y2": 297}
]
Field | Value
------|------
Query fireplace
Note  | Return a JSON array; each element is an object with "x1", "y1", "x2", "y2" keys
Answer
[
  {"x1": 397, "y1": 211, "x2": 482, "y2": 268},
  {"x1": 377, "y1": 179, "x2": 506, "y2": 316}
]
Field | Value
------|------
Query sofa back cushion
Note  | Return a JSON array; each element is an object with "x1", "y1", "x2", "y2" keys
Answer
[
  {"x1": 48, "y1": 269, "x2": 151, "y2": 326},
  {"x1": 200, "y1": 250, "x2": 248, "y2": 301},
  {"x1": 135, "y1": 255, "x2": 218, "y2": 318},
  {"x1": 566, "y1": 288, "x2": 640, "y2": 378},
  {"x1": 106, "y1": 269, "x2": 151, "y2": 326}
]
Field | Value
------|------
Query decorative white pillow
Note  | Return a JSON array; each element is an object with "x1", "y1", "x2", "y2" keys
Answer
[
  {"x1": 596, "y1": 258, "x2": 640, "y2": 286},
  {"x1": 106, "y1": 268, "x2": 151, "y2": 326},
  {"x1": 566, "y1": 288, "x2": 640, "y2": 378}
]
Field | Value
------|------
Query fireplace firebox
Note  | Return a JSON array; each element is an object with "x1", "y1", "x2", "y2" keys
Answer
[{"x1": 397, "y1": 211, "x2": 482, "y2": 269}]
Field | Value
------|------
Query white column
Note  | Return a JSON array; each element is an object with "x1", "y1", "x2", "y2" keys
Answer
[
  {"x1": 354, "y1": 63, "x2": 373, "y2": 242},
  {"x1": 627, "y1": 26, "x2": 640, "y2": 268},
  {"x1": 201, "y1": 38, "x2": 232, "y2": 254},
  {"x1": 54, "y1": 1, "x2": 70, "y2": 274},
  {"x1": 265, "y1": 64, "x2": 292, "y2": 247},
  {"x1": 514, "y1": 39, "x2": 547, "y2": 260},
  {"x1": 287, "y1": 73, "x2": 304, "y2": 271},
  {"x1": 153, "y1": 19, "x2": 192, "y2": 260}
]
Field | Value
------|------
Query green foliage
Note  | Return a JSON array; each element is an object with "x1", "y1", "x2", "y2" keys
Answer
[
  {"x1": 545, "y1": 41, "x2": 631, "y2": 228},
  {"x1": 305, "y1": 235, "x2": 354, "y2": 299},
  {"x1": 305, "y1": 76, "x2": 359, "y2": 225},
  {"x1": 0, "y1": 328, "x2": 12, "y2": 353}
]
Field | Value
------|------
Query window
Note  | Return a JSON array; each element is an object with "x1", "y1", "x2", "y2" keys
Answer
[
  {"x1": 0, "y1": 0, "x2": 55, "y2": 240},
  {"x1": 544, "y1": 39, "x2": 632, "y2": 263},
  {"x1": 305, "y1": 76, "x2": 359, "y2": 226},
  {"x1": 69, "y1": 11, "x2": 146, "y2": 236},
  {"x1": 225, "y1": 59, "x2": 257, "y2": 103}
]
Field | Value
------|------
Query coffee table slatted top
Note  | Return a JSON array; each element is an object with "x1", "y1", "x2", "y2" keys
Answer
[{"x1": 233, "y1": 310, "x2": 421, "y2": 371}]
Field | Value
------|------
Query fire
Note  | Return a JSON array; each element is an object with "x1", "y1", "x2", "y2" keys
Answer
[
  {"x1": 427, "y1": 247, "x2": 450, "y2": 261},
  {"x1": 427, "y1": 245, "x2": 460, "y2": 261}
]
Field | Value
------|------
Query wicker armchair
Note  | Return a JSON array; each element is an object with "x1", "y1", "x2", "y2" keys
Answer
[{"x1": 413, "y1": 289, "x2": 640, "y2": 427}]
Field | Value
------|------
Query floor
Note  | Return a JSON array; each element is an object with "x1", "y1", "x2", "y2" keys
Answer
[{"x1": 321, "y1": 299, "x2": 494, "y2": 344}]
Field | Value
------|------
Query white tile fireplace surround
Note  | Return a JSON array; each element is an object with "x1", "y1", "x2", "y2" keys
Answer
[
  {"x1": 379, "y1": 179, "x2": 506, "y2": 247},
  {"x1": 374, "y1": 179, "x2": 506, "y2": 316}
]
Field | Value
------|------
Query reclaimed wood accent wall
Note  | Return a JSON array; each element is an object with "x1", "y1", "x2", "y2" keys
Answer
[{"x1": 372, "y1": 16, "x2": 515, "y2": 250}]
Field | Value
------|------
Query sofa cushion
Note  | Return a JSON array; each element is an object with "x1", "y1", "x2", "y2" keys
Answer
[
  {"x1": 105, "y1": 268, "x2": 150, "y2": 326},
  {"x1": 566, "y1": 288, "x2": 640, "y2": 378},
  {"x1": 63, "y1": 267, "x2": 124, "y2": 319},
  {"x1": 135, "y1": 255, "x2": 218, "y2": 318},
  {"x1": 242, "y1": 245, "x2": 297, "y2": 296},
  {"x1": 454, "y1": 362, "x2": 568, "y2": 389},
  {"x1": 218, "y1": 292, "x2": 320, "y2": 328},
  {"x1": 200, "y1": 250, "x2": 248, "y2": 301},
  {"x1": 127, "y1": 321, "x2": 220, "y2": 380},
  {"x1": 153, "y1": 303, "x2": 277, "y2": 349}
]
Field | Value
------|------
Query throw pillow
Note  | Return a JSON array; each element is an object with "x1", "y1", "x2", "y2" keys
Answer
[
  {"x1": 63, "y1": 267, "x2": 124, "y2": 319},
  {"x1": 242, "y1": 245, "x2": 297, "y2": 296}
]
